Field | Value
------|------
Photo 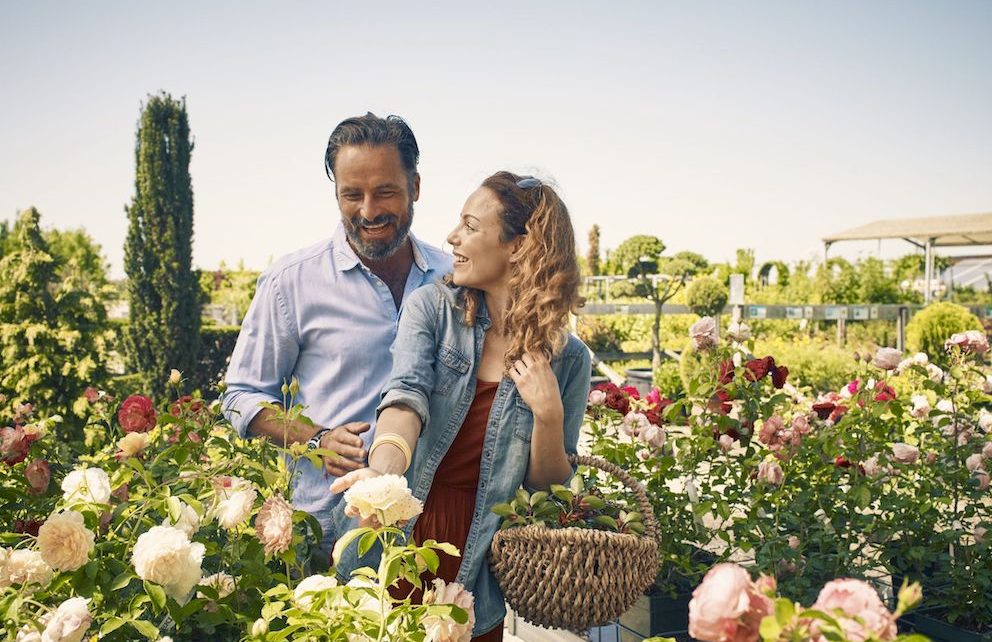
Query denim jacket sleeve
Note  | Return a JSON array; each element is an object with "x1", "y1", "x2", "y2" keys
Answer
[
  {"x1": 376, "y1": 285, "x2": 441, "y2": 427},
  {"x1": 222, "y1": 272, "x2": 300, "y2": 438}
]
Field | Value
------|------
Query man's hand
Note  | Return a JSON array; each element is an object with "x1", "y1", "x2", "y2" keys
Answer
[{"x1": 320, "y1": 422, "x2": 370, "y2": 477}]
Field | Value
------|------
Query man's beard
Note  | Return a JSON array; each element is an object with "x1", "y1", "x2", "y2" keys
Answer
[{"x1": 342, "y1": 203, "x2": 414, "y2": 261}]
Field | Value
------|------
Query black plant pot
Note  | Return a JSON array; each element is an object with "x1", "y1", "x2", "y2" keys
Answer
[
  {"x1": 617, "y1": 592, "x2": 691, "y2": 640},
  {"x1": 900, "y1": 611, "x2": 992, "y2": 642}
]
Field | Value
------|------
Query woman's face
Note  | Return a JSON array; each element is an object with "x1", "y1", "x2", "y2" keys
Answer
[{"x1": 446, "y1": 187, "x2": 516, "y2": 291}]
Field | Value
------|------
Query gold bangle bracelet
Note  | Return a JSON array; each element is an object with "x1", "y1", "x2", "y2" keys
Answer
[{"x1": 369, "y1": 434, "x2": 412, "y2": 472}]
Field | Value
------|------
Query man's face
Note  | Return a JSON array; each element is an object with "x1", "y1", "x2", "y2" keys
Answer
[{"x1": 334, "y1": 144, "x2": 419, "y2": 261}]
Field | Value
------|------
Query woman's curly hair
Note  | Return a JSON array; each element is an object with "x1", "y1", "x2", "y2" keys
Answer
[{"x1": 448, "y1": 171, "x2": 584, "y2": 370}]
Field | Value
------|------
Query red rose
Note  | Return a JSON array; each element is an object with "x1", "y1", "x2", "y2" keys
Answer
[
  {"x1": 118, "y1": 395, "x2": 157, "y2": 433},
  {"x1": 719, "y1": 359, "x2": 736, "y2": 385},
  {"x1": 170, "y1": 394, "x2": 206, "y2": 418},
  {"x1": 24, "y1": 459, "x2": 50, "y2": 495},
  {"x1": 745, "y1": 356, "x2": 776, "y2": 382},
  {"x1": 812, "y1": 401, "x2": 836, "y2": 420},
  {"x1": 771, "y1": 365, "x2": 789, "y2": 389},
  {"x1": 1, "y1": 426, "x2": 31, "y2": 465},
  {"x1": 834, "y1": 456, "x2": 853, "y2": 468},
  {"x1": 708, "y1": 389, "x2": 733, "y2": 415},
  {"x1": 873, "y1": 382, "x2": 896, "y2": 403},
  {"x1": 622, "y1": 386, "x2": 641, "y2": 400}
]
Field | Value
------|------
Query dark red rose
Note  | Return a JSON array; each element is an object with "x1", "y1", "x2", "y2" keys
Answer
[
  {"x1": 708, "y1": 389, "x2": 733, "y2": 414},
  {"x1": 834, "y1": 456, "x2": 853, "y2": 468},
  {"x1": 719, "y1": 359, "x2": 736, "y2": 385},
  {"x1": 771, "y1": 365, "x2": 789, "y2": 389},
  {"x1": 14, "y1": 518, "x2": 43, "y2": 537},
  {"x1": 1, "y1": 426, "x2": 31, "y2": 465},
  {"x1": 644, "y1": 409, "x2": 662, "y2": 426},
  {"x1": 24, "y1": 459, "x2": 50, "y2": 495},
  {"x1": 170, "y1": 394, "x2": 206, "y2": 418},
  {"x1": 873, "y1": 382, "x2": 896, "y2": 403},
  {"x1": 724, "y1": 426, "x2": 741, "y2": 441},
  {"x1": 812, "y1": 401, "x2": 836, "y2": 420},
  {"x1": 118, "y1": 395, "x2": 156, "y2": 433},
  {"x1": 745, "y1": 356, "x2": 776, "y2": 382}
]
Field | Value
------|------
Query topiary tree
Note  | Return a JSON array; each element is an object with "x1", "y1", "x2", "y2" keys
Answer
[
  {"x1": 685, "y1": 276, "x2": 729, "y2": 318},
  {"x1": 906, "y1": 302, "x2": 983, "y2": 362},
  {"x1": 0, "y1": 208, "x2": 111, "y2": 438},
  {"x1": 611, "y1": 235, "x2": 708, "y2": 369},
  {"x1": 124, "y1": 93, "x2": 201, "y2": 397}
]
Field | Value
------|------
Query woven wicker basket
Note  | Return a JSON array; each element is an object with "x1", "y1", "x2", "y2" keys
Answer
[{"x1": 489, "y1": 454, "x2": 659, "y2": 632}]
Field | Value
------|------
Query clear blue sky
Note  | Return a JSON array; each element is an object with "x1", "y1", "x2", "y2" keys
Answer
[{"x1": 2, "y1": 1, "x2": 990, "y2": 278}]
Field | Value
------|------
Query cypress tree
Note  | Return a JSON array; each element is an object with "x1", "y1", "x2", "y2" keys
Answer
[
  {"x1": 587, "y1": 224, "x2": 601, "y2": 276},
  {"x1": 124, "y1": 93, "x2": 200, "y2": 397}
]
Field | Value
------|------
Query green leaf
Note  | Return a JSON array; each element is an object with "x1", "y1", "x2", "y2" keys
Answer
[
  {"x1": 358, "y1": 530, "x2": 379, "y2": 557},
  {"x1": 144, "y1": 580, "x2": 167, "y2": 611},
  {"x1": 529, "y1": 491, "x2": 549, "y2": 507},
  {"x1": 759, "y1": 613, "x2": 782, "y2": 640},
  {"x1": 111, "y1": 571, "x2": 136, "y2": 591},
  {"x1": 129, "y1": 618, "x2": 160, "y2": 639},
  {"x1": 331, "y1": 527, "x2": 372, "y2": 566},
  {"x1": 593, "y1": 515, "x2": 619, "y2": 530},
  {"x1": 491, "y1": 502, "x2": 514, "y2": 517},
  {"x1": 100, "y1": 617, "x2": 126, "y2": 635}
]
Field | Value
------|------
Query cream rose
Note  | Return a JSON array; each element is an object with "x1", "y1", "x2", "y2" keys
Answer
[
  {"x1": 212, "y1": 479, "x2": 257, "y2": 530},
  {"x1": 60, "y1": 467, "x2": 111, "y2": 505},
  {"x1": 197, "y1": 572, "x2": 236, "y2": 600},
  {"x1": 726, "y1": 321, "x2": 751, "y2": 343},
  {"x1": 293, "y1": 574, "x2": 340, "y2": 609},
  {"x1": 343, "y1": 474, "x2": 424, "y2": 527},
  {"x1": 1, "y1": 548, "x2": 53, "y2": 588},
  {"x1": 116, "y1": 432, "x2": 150, "y2": 459},
  {"x1": 132, "y1": 526, "x2": 205, "y2": 602},
  {"x1": 41, "y1": 596, "x2": 92, "y2": 642},
  {"x1": 163, "y1": 498, "x2": 200, "y2": 537},
  {"x1": 422, "y1": 578, "x2": 476, "y2": 642},
  {"x1": 966, "y1": 453, "x2": 985, "y2": 473},
  {"x1": 37, "y1": 511, "x2": 95, "y2": 572},
  {"x1": 256, "y1": 495, "x2": 293, "y2": 556}
]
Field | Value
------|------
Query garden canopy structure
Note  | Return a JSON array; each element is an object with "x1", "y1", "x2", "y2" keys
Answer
[{"x1": 822, "y1": 211, "x2": 992, "y2": 303}]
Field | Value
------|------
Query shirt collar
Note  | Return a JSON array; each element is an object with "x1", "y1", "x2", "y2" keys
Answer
[{"x1": 331, "y1": 223, "x2": 432, "y2": 274}]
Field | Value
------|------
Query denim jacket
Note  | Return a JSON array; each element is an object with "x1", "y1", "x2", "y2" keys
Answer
[{"x1": 332, "y1": 282, "x2": 591, "y2": 636}]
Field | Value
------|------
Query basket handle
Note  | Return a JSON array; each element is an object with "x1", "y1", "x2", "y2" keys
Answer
[{"x1": 567, "y1": 453, "x2": 659, "y2": 544}]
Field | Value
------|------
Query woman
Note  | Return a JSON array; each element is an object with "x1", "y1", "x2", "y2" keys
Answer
[{"x1": 331, "y1": 171, "x2": 591, "y2": 640}]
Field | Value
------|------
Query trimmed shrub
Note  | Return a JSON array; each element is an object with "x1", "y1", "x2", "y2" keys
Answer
[
  {"x1": 685, "y1": 276, "x2": 729, "y2": 317},
  {"x1": 752, "y1": 336, "x2": 856, "y2": 394},
  {"x1": 189, "y1": 324, "x2": 240, "y2": 398},
  {"x1": 906, "y1": 302, "x2": 983, "y2": 362},
  {"x1": 652, "y1": 360, "x2": 684, "y2": 399}
]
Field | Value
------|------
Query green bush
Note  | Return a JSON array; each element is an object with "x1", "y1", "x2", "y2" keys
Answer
[
  {"x1": 906, "y1": 302, "x2": 982, "y2": 362},
  {"x1": 652, "y1": 359, "x2": 684, "y2": 399},
  {"x1": 685, "y1": 276, "x2": 728, "y2": 317},
  {"x1": 189, "y1": 324, "x2": 240, "y2": 397}
]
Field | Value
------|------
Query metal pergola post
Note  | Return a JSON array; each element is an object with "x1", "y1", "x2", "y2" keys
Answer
[{"x1": 924, "y1": 238, "x2": 934, "y2": 304}]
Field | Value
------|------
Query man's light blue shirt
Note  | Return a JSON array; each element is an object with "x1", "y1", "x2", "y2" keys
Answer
[{"x1": 222, "y1": 223, "x2": 451, "y2": 544}]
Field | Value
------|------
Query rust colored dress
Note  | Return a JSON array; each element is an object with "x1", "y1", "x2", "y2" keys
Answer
[{"x1": 394, "y1": 379, "x2": 504, "y2": 642}]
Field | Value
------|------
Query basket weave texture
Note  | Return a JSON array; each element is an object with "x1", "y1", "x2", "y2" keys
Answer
[{"x1": 488, "y1": 454, "x2": 659, "y2": 632}]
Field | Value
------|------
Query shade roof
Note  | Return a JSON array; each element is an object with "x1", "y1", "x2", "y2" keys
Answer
[{"x1": 823, "y1": 212, "x2": 992, "y2": 247}]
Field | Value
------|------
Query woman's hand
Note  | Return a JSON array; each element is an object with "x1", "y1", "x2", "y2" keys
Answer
[
  {"x1": 509, "y1": 353, "x2": 564, "y2": 423},
  {"x1": 329, "y1": 467, "x2": 384, "y2": 528}
]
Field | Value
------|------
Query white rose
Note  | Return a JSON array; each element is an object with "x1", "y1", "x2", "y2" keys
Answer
[
  {"x1": 422, "y1": 578, "x2": 476, "y2": 642},
  {"x1": 892, "y1": 443, "x2": 919, "y2": 464},
  {"x1": 132, "y1": 526, "x2": 205, "y2": 602},
  {"x1": 197, "y1": 572, "x2": 236, "y2": 600},
  {"x1": 116, "y1": 432, "x2": 150, "y2": 459},
  {"x1": 37, "y1": 511, "x2": 95, "y2": 572},
  {"x1": 983, "y1": 375, "x2": 992, "y2": 395},
  {"x1": 60, "y1": 467, "x2": 111, "y2": 505},
  {"x1": 726, "y1": 321, "x2": 751, "y2": 343},
  {"x1": 15, "y1": 624, "x2": 42, "y2": 642},
  {"x1": 912, "y1": 352, "x2": 929, "y2": 366},
  {"x1": 342, "y1": 474, "x2": 423, "y2": 527},
  {"x1": 163, "y1": 498, "x2": 201, "y2": 537},
  {"x1": 214, "y1": 488, "x2": 257, "y2": 530},
  {"x1": 41, "y1": 597, "x2": 91, "y2": 642},
  {"x1": 1, "y1": 548, "x2": 53, "y2": 588},
  {"x1": 980, "y1": 409, "x2": 992, "y2": 433},
  {"x1": 910, "y1": 395, "x2": 931, "y2": 419},
  {"x1": 873, "y1": 347, "x2": 902, "y2": 370},
  {"x1": 293, "y1": 574, "x2": 340, "y2": 609},
  {"x1": 927, "y1": 364, "x2": 945, "y2": 383},
  {"x1": 936, "y1": 399, "x2": 954, "y2": 414}
]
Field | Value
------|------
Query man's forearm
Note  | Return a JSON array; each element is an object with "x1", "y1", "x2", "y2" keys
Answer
[{"x1": 246, "y1": 407, "x2": 319, "y2": 446}]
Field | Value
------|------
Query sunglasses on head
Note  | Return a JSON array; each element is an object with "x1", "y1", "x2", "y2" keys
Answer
[{"x1": 516, "y1": 176, "x2": 541, "y2": 189}]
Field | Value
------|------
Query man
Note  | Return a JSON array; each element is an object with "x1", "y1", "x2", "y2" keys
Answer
[{"x1": 222, "y1": 113, "x2": 452, "y2": 548}]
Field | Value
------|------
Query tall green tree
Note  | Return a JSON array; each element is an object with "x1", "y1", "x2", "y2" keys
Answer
[
  {"x1": 124, "y1": 93, "x2": 200, "y2": 396},
  {"x1": 0, "y1": 208, "x2": 110, "y2": 436},
  {"x1": 586, "y1": 224, "x2": 601, "y2": 276}
]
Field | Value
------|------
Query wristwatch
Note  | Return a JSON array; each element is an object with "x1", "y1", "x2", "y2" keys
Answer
[{"x1": 307, "y1": 428, "x2": 332, "y2": 451}]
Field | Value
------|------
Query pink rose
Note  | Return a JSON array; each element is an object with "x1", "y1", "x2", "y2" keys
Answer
[
  {"x1": 811, "y1": 579, "x2": 896, "y2": 642},
  {"x1": 975, "y1": 526, "x2": 987, "y2": 544},
  {"x1": 925, "y1": 451, "x2": 937, "y2": 465},
  {"x1": 982, "y1": 442, "x2": 992, "y2": 460},
  {"x1": 975, "y1": 470, "x2": 990, "y2": 491},
  {"x1": 690, "y1": 317, "x2": 719, "y2": 351},
  {"x1": 966, "y1": 453, "x2": 984, "y2": 473},
  {"x1": 688, "y1": 564, "x2": 772, "y2": 642},
  {"x1": 1, "y1": 425, "x2": 32, "y2": 465},
  {"x1": 719, "y1": 434, "x2": 734, "y2": 452},
  {"x1": 891, "y1": 443, "x2": 919, "y2": 464},
  {"x1": 118, "y1": 395, "x2": 156, "y2": 433},
  {"x1": 83, "y1": 387, "x2": 101, "y2": 403},
  {"x1": 587, "y1": 390, "x2": 607, "y2": 406},
  {"x1": 945, "y1": 330, "x2": 990, "y2": 355},
  {"x1": 757, "y1": 460, "x2": 784, "y2": 485},
  {"x1": 872, "y1": 347, "x2": 902, "y2": 371},
  {"x1": 622, "y1": 412, "x2": 650, "y2": 437},
  {"x1": 787, "y1": 535, "x2": 800, "y2": 550},
  {"x1": 791, "y1": 415, "x2": 811, "y2": 435},
  {"x1": 757, "y1": 416, "x2": 784, "y2": 447},
  {"x1": 255, "y1": 495, "x2": 293, "y2": 555},
  {"x1": 639, "y1": 424, "x2": 666, "y2": 449},
  {"x1": 25, "y1": 459, "x2": 50, "y2": 495},
  {"x1": 862, "y1": 455, "x2": 885, "y2": 478}
]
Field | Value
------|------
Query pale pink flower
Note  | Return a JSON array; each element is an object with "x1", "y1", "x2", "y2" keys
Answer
[
  {"x1": 975, "y1": 526, "x2": 987, "y2": 544},
  {"x1": 791, "y1": 415, "x2": 811, "y2": 435},
  {"x1": 945, "y1": 330, "x2": 990, "y2": 355},
  {"x1": 719, "y1": 434, "x2": 734, "y2": 452},
  {"x1": 982, "y1": 442, "x2": 992, "y2": 460},
  {"x1": 622, "y1": 411, "x2": 650, "y2": 436},
  {"x1": 862, "y1": 455, "x2": 885, "y2": 478},
  {"x1": 639, "y1": 424, "x2": 666, "y2": 449},
  {"x1": 757, "y1": 460, "x2": 784, "y2": 485},
  {"x1": 587, "y1": 390, "x2": 606, "y2": 406},
  {"x1": 975, "y1": 470, "x2": 990, "y2": 491},
  {"x1": 24, "y1": 459, "x2": 51, "y2": 495},
  {"x1": 688, "y1": 563, "x2": 772, "y2": 642},
  {"x1": 757, "y1": 416, "x2": 785, "y2": 447},
  {"x1": 873, "y1": 348, "x2": 902, "y2": 371},
  {"x1": 891, "y1": 443, "x2": 919, "y2": 464},
  {"x1": 927, "y1": 364, "x2": 945, "y2": 383},
  {"x1": 690, "y1": 317, "x2": 719, "y2": 351},
  {"x1": 787, "y1": 536, "x2": 800, "y2": 549},
  {"x1": 255, "y1": 495, "x2": 293, "y2": 556},
  {"x1": 980, "y1": 410, "x2": 992, "y2": 433},
  {"x1": 422, "y1": 578, "x2": 476, "y2": 642},
  {"x1": 909, "y1": 395, "x2": 931, "y2": 419},
  {"x1": 811, "y1": 579, "x2": 896, "y2": 641},
  {"x1": 966, "y1": 453, "x2": 985, "y2": 473}
]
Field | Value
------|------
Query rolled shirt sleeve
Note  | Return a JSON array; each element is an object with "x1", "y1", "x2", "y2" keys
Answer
[{"x1": 222, "y1": 272, "x2": 300, "y2": 438}]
